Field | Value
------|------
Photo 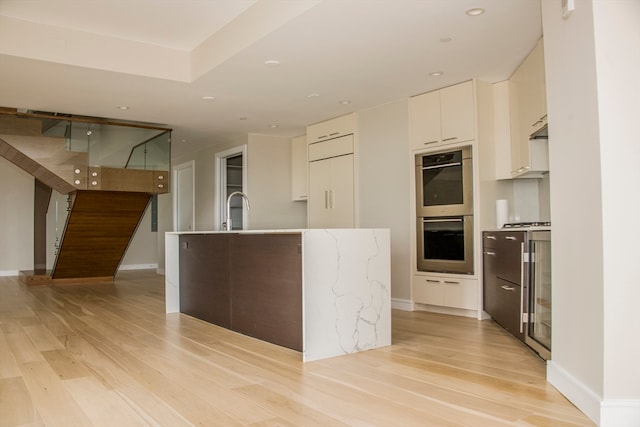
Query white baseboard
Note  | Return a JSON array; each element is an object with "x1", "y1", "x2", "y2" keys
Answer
[
  {"x1": 391, "y1": 298, "x2": 414, "y2": 311},
  {"x1": 413, "y1": 302, "x2": 478, "y2": 318},
  {"x1": 548, "y1": 361, "x2": 640, "y2": 427},
  {"x1": 118, "y1": 263, "x2": 158, "y2": 271},
  {"x1": 0, "y1": 270, "x2": 19, "y2": 277}
]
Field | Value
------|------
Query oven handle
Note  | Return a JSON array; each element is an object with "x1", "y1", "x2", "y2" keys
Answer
[
  {"x1": 421, "y1": 161, "x2": 462, "y2": 171},
  {"x1": 422, "y1": 218, "x2": 463, "y2": 223}
]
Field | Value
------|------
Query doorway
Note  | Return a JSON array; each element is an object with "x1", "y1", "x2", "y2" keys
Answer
[
  {"x1": 173, "y1": 161, "x2": 195, "y2": 232},
  {"x1": 215, "y1": 146, "x2": 247, "y2": 230}
]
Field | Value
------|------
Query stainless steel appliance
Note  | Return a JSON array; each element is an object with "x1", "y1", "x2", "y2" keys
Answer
[
  {"x1": 525, "y1": 230, "x2": 551, "y2": 359},
  {"x1": 417, "y1": 215, "x2": 474, "y2": 274},
  {"x1": 415, "y1": 146, "x2": 473, "y2": 217}
]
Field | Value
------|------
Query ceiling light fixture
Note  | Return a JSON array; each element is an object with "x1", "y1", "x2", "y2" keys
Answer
[
  {"x1": 264, "y1": 59, "x2": 281, "y2": 66},
  {"x1": 339, "y1": 100, "x2": 351, "y2": 105},
  {"x1": 201, "y1": 96, "x2": 215, "y2": 101},
  {"x1": 465, "y1": 7, "x2": 485, "y2": 16},
  {"x1": 269, "y1": 124, "x2": 279, "y2": 128},
  {"x1": 307, "y1": 93, "x2": 320, "y2": 98},
  {"x1": 117, "y1": 106, "x2": 130, "y2": 110},
  {"x1": 429, "y1": 71, "x2": 444, "y2": 77}
]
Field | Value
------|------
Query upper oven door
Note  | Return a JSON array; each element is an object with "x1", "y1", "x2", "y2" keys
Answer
[{"x1": 415, "y1": 146, "x2": 473, "y2": 216}]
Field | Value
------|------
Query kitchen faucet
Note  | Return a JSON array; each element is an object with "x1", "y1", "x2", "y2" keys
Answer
[{"x1": 225, "y1": 191, "x2": 250, "y2": 231}]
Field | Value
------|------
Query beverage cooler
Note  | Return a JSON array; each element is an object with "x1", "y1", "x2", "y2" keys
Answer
[{"x1": 525, "y1": 230, "x2": 552, "y2": 359}]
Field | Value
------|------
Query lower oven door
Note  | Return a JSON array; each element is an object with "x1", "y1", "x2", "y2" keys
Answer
[{"x1": 417, "y1": 216, "x2": 474, "y2": 274}]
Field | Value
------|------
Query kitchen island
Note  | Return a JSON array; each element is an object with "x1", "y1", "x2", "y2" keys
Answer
[{"x1": 165, "y1": 229, "x2": 391, "y2": 362}]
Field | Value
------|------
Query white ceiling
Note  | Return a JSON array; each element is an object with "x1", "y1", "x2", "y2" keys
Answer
[{"x1": 0, "y1": 0, "x2": 542, "y2": 157}]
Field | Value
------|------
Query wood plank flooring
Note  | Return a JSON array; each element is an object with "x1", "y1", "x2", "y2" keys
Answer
[{"x1": 0, "y1": 270, "x2": 594, "y2": 426}]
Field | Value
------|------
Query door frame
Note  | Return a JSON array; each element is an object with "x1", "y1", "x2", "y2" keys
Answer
[
  {"x1": 172, "y1": 160, "x2": 195, "y2": 232},
  {"x1": 215, "y1": 145, "x2": 248, "y2": 230}
]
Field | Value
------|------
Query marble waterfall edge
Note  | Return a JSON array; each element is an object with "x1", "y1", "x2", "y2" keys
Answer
[{"x1": 302, "y1": 229, "x2": 391, "y2": 362}]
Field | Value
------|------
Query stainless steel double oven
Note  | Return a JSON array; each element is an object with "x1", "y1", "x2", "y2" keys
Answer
[{"x1": 415, "y1": 146, "x2": 474, "y2": 274}]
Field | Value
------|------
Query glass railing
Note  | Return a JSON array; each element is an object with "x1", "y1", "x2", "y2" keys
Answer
[{"x1": 0, "y1": 109, "x2": 171, "y2": 193}]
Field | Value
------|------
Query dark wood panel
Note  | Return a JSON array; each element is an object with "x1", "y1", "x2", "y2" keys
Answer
[
  {"x1": 52, "y1": 191, "x2": 151, "y2": 279},
  {"x1": 179, "y1": 234, "x2": 231, "y2": 328},
  {"x1": 229, "y1": 233, "x2": 303, "y2": 352}
]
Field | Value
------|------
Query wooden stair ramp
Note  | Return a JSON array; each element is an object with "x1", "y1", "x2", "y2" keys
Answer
[{"x1": 51, "y1": 190, "x2": 152, "y2": 284}]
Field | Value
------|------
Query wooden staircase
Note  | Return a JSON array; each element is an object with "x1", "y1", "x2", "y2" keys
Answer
[
  {"x1": 0, "y1": 110, "x2": 170, "y2": 284},
  {"x1": 51, "y1": 191, "x2": 152, "y2": 283}
]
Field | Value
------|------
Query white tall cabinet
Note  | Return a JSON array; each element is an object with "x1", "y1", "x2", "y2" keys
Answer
[
  {"x1": 409, "y1": 79, "x2": 495, "y2": 319},
  {"x1": 307, "y1": 114, "x2": 356, "y2": 228}
]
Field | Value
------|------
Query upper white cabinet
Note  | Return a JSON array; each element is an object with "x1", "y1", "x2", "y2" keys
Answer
[
  {"x1": 509, "y1": 39, "x2": 549, "y2": 178},
  {"x1": 410, "y1": 80, "x2": 475, "y2": 150},
  {"x1": 307, "y1": 113, "x2": 356, "y2": 144},
  {"x1": 291, "y1": 135, "x2": 307, "y2": 201},
  {"x1": 306, "y1": 114, "x2": 356, "y2": 228}
]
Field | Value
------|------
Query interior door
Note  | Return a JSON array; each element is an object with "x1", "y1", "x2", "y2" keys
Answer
[{"x1": 174, "y1": 161, "x2": 194, "y2": 232}]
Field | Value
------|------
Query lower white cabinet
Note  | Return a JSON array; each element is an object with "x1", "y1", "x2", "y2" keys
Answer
[
  {"x1": 308, "y1": 153, "x2": 354, "y2": 228},
  {"x1": 413, "y1": 274, "x2": 477, "y2": 310}
]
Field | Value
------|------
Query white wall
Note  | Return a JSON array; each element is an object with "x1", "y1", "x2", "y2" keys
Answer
[
  {"x1": 247, "y1": 134, "x2": 307, "y2": 229},
  {"x1": 542, "y1": 0, "x2": 640, "y2": 425},
  {"x1": 170, "y1": 134, "x2": 307, "y2": 233},
  {"x1": 357, "y1": 100, "x2": 412, "y2": 301},
  {"x1": 0, "y1": 156, "x2": 34, "y2": 275}
]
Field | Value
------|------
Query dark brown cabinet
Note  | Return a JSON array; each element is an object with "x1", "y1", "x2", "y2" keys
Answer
[
  {"x1": 482, "y1": 231, "x2": 526, "y2": 341},
  {"x1": 179, "y1": 233, "x2": 303, "y2": 351}
]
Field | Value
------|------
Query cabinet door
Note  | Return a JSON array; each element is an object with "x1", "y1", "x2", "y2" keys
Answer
[
  {"x1": 291, "y1": 135, "x2": 307, "y2": 201},
  {"x1": 441, "y1": 80, "x2": 475, "y2": 144},
  {"x1": 179, "y1": 234, "x2": 231, "y2": 328},
  {"x1": 442, "y1": 277, "x2": 477, "y2": 310},
  {"x1": 409, "y1": 91, "x2": 441, "y2": 150},
  {"x1": 413, "y1": 275, "x2": 444, "y2": 305},
  {"x1": 329, "y1": 154, "x2": 355, "y2": 228},
  {"x1": 308, "y1": 159, "x2": 332, "y2": 228}
]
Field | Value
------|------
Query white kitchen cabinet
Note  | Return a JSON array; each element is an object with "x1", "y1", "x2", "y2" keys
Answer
[
  {"x1": 413, "y1": 273, "x2": 477, "y2": 311},
  {"x1": 410, "y1": 80, "x2": 475, "y2": 150},
  {"x1": 307, "y1": 113, "x2": 355, "y2": 144},
  {"x1": 291, "y1": 135, "x2": 307, "y2": 201},
  {"x1": 308, "y1": 153, "x2": 354, "y2": 228},
  {"x1": 509, "y1": 39, "x2": 549, "y2": 178}
]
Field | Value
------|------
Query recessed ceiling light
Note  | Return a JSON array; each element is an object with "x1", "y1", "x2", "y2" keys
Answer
[
  {"x1": 429, "y1": 71, "x2": 444, "y2": 77},
  {"x1": 269, "y1": 124, "x2": 279, "y2": 128},
  {"x1": 201, "y1": 96, "x2": 215, "y2": 101},
  {"x1": 339, "y1": 100, "x2": 351, "y2": 105},
  {"x1": 264, "y1": 59, "x2": 281, "y2": 66},
  {"x1": 465, "y1": 8, "x2": 485, "y2": 16},
  {"x1": 117, "y1": 106, "x2": 130, "y2": 110},
  {"x1": 307, "y1": 93, "x2": 320, "y2": 98}
]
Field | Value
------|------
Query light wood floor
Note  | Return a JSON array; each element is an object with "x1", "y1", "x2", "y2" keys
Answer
[{"x1": 0, "y1": 270, "x2": 593, "y2": 427}]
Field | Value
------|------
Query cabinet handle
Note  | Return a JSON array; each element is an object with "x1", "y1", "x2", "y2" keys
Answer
[
  {"x1": 520, "y1": 241, "x2": 526, "y2": 333},
  {"x1": 505, "y1": 236, "x2": 517, "y2": 241},
  {"x1": 424, "y1": 140, "x2": 439, "y2": 145},
  {"x1": 324, "y1": 190, "x2": 329, "y2": 209},
  {"x1": 317, "y1": 135, "x2": 328, "y2": 140},
  {"x1": 501, "y1": 285, "x2": 516, "y2": 291},
  {"x1": 484, "y1": 235, "x2": 496, "y2": 240},
  {"x1": 444, "y1": 281, "x2": 460, "y2": 285},
  {"x1": 329, "y1": 132, "x2": 340, "y2": 136},
  {"x1": 483, "y1": 251, "x2": 496, "y2": 256},
  {"x1": 442, "y1": 137, "x2": 458, "y2": 142},
  {"x1": 426, "y1": 279, "x2": 440, "y2": 284}
]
